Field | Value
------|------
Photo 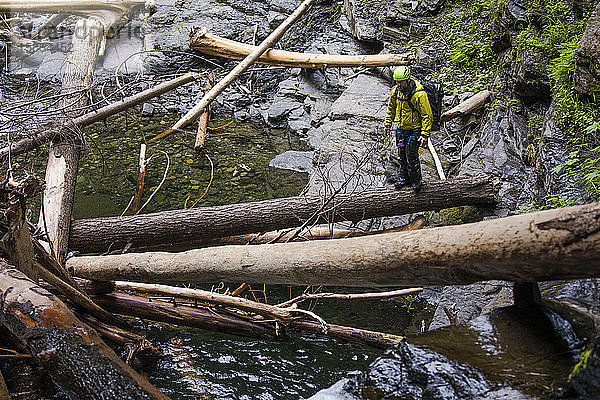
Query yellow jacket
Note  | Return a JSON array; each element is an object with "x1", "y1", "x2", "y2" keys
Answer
[{"x1": 384, "y1": 80, "x2": 433, "y2": 137}]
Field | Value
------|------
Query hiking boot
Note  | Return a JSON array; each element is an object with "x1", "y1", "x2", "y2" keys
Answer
[
  {"x1": 412, "y1": 181, "x2": 423, "y2": 193},
  {"x1": 394, "y1": 180, "x2": 409, "y2": 190}
]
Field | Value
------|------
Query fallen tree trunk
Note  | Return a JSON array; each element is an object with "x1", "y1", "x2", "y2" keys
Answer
[
  {"x1": 0, "y1": 0, "x2": 144, "y2": 26},
  {"x1": 91, "y1": 292, "x2": 279, "y2": 340},
  {"x1": 69, "y1": 176, "x2": 497, "y2": 253},
  {"x1": 91, "y1": 291, "x2": 405, "y2": 349},
  {"x1": 113, "y1": 215, "x2": 427, "y2": 253},
  {"x1": 441, "y1": 90, "x2": 491, "y2": 123},
  {"x1": 0, "y1": 262, "x2": 169, "y2": 399},
  {"x1": 69, "y1": 202, "x2": 600, "y2": 286},
  {"x1": 38, "y1": 16, "x2": 106, "y2": 264},
  {"x1": 170, "y1": 0, "x2": 317, "y2": 133},
  {"x1": 189, "y1": 27, "x2": 412, "y2": 68}
]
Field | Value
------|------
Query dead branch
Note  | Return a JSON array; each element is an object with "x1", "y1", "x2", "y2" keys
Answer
[
  {"x1": 276, "y1": 287, "x2": 423, "y2": 308},
  {"x1": 190, "y1": 27, "x2": 413, "y2": 68},
  {"x1": 169, "y1": 0, "x2": 317, "y2": 133},
  {"x1": 0, "y1": 72, "x2": 201, "y2": 162}
]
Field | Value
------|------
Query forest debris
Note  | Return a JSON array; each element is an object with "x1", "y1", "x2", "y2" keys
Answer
[
  {"x1": 68, "y1": 176, "x2": 497, "y2": 253},
  {"x1": 169, "y1": 0, "x2": 317, "y2": 133},
  {"x1": 0, "y1": 262, "x2": 170, "y2": 399},
  {"x1": 68, "y1": 202, "x2": 600, "y2": 287},
  {"x1": 189, "y1": 27, "x2": 413, "y2": 68}
]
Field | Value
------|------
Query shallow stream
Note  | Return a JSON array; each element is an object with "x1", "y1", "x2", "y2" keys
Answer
[{"x1": 7, "y1": 112, "x2": 583, "y2": 400}]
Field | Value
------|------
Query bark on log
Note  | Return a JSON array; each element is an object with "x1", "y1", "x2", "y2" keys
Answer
[
  {"x1": 39, "y1": 16, "x2": 104, "y2": 264},
  {"x1": 170, "y1": 0, "x2": 317, "y2": 133},
  {"x1": 91, "y1": 291, "x2": 405, "y2": 349},
  {"x1": 112, "y1": 216, "x2": 427, "y2": 253},
  {"x1": 189, "y1": 28, "x2": 412, "y2": 68},
  {"x1": 0, "y1": 262, "x2": 169, "y2": 399},
  {"x1": 69, "y1": 202, "x2": 600, "y2": 287},
  {"x1": 0, "y1": 370, "x2": 8, "y2": 400},
  {"x1": 440, "y1": 90, "x2": 491, "y2": 122},
  {"x1": 69, "y1": 176, "x2": 497, "y2": 253},
  {"x1": 288, "y1": 320, "x2": 403, "y2": 349},
  {"x1": 91, "y1": 292, "x2": 278, "y2": 340}
]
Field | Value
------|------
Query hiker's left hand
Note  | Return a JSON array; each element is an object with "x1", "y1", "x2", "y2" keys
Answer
[{"x1": 419, "y1": 136, "x2": 428, "y2": 148}]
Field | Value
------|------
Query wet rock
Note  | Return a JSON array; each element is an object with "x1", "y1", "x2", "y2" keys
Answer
[
  {"x1": 343, "y1": 0, "x2": 385, "y2": 42},
  {"x1": 504, "y1": 0, "x2": 529, "y2": 28},
  {"x1": 534, "y1": 106, "x2": 588, "y2": 205},
  {"x1": 512, "y1": 52, "x2": 551, "y2": 105},
  {"x1": 329, "y1": 73, "x2": 389, "y2": 120},
  {"x1": 359, "y1": 341, "x2": 491, "y2": 399},
  {"x1": 427, "y1": 281, "x2": 513, "y2": 331},
  {"x1": 269, "y1": 150, "x2": 313, "y2": 173},
  {"x1": 570, "y1": 338, "x2": 600, "y2": 399},
  {"x1": 574, "y1": 2, "x2": 600, "y2": 94},
  {"x1": 459, "y1": 106, "x2": 536, "y2": 211},
  {"x1": 141, "y1": 103, "x2": 154, "y2": 116}
]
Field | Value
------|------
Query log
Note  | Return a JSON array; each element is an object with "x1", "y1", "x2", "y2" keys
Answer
[
  {"x1": 0, "y1": 0, "x2": 145, "y2": 27},
  {"x1": 69, "y1": 176, "x2": 497, "y2": 253},
  {"x1": 91, "y1": 292, "x2": 279, "y2": 340},
  {"x1": 0, "y1": 262, "x2": 169, "y2": 399},
  {"x1": 91, "y1": 291, "x2": 405, "y2": 349},
  {"x1": 170, "y1": 0, "x2": 317, "y2": 133},
  {"x1": 288, "y1": 320, "x2": 403, "y2": 349},
  {"x1": 69, "y1": 202, "x2": 600, "y2": 287},
  {"x1": 38, "y1": 16, "x2": 105, "y2": 264},
  {"x1": 0, "y1": 369, "x2": 8, "y2": 400},
  {"x1": 440, "y1": 90, "x2": 491, "y2": 123},
  {"x1": 189, "y1": 28, "x2": 412, "y2": 68},
  {"x1": 0, "y1": 72, "x2": 200, "y2": 162},
  {"x1": 111, "y1": 216, "x2": 428, "y2": 253}
]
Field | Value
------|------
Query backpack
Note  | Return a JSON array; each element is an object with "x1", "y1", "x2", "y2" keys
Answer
[{"x1": 394, "y1": 80, "x2": 444, "y2": 131}]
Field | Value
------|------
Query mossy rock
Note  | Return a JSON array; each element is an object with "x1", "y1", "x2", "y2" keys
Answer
[{"x1": 437, "y1": 206, "x2": 481, "y2": 226}]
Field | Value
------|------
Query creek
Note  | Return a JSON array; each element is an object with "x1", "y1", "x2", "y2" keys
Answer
[{"x1": 8, "y1": 112, "x2": 586, "y2": 399}]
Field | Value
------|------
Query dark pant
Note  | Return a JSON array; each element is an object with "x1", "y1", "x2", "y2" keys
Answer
[{"x1": 395, "y1": 128, "x2": 422, "y2": 186}]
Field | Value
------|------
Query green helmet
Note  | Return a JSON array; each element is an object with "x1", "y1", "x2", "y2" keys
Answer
[{"x1": 393, "y1": 66, "x2": 411, "y2": 81}]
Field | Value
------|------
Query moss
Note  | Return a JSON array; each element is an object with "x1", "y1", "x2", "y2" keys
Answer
[
  {"x1": 569, "y1": 348, "x2": 592, "y2": 381},
  {"x1": 438, "y1": 206, "x2": 480, "y2": 226}
]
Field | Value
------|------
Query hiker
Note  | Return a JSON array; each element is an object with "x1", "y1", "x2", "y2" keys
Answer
[{"x1": 384, "y1": 66, "x2": 433, "y2": 193}]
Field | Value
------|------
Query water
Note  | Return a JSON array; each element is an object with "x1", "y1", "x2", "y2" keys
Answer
[
  {"x1": 8, "y1": 109, "x2": 433, "y2": 399},
  {"x1": 132, "y1": 285, "x2": 432, "y2": 399},
  {"x1": 14, "y1": 112, "x2": 310, "y2": 219}
]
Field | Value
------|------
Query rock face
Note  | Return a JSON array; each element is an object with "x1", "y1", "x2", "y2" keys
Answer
[
  {"x1": 574, "y1": 2, "x2": 600, "y2": 94},
  {"x1": 343, "y1": 0, "x2": 384, "y2": 42},
  {"x1": 535, "y1": 106, "x2": 588, "y2": 205}
]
